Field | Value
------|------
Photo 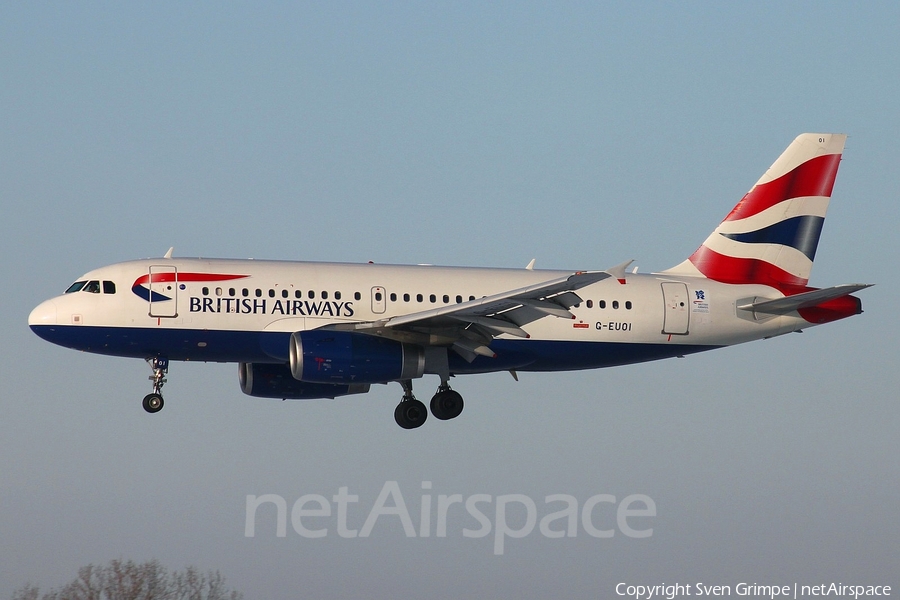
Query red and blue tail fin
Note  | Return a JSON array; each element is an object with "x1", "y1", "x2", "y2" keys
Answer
[{"x1": 664, "y1": 133, "x2": 847, "y2": 288}]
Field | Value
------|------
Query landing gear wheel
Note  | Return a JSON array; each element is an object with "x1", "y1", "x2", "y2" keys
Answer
[
  {"x1": 142, "y1": 393, "x2": 164, "y2": 413},
  {"x1": 143, "y1": 356, "x2": 169, "y2": 413},
  {"x1": 430, "y1": 389, "x2": 464, "y2": 420},
  {"x1": 394, "y1": 399, "x2": 428, "y2": 429}
]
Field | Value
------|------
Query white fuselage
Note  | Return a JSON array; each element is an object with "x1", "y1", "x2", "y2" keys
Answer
[{"x1": 29, "y1": 257, "x2": 807, "y2": 373}]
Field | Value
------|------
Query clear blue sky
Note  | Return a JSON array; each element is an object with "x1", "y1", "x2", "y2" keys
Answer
[{"x1": 2, "y1": 3, "x2": 898, "y2": 598}]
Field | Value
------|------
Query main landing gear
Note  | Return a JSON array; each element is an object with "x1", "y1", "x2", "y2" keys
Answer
[
  {"x1": 430, "y1": 384, "x2": 464, "y2": 421},
  {"x1": 393, "y1": 379, "x2": 465, "y2": 429},
  {"x1": 142, "y1": 356, "x2": 168, "y2": 414}
]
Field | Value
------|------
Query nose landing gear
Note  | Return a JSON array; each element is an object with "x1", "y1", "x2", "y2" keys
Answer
[{"x1": 142, "y1": 356, "x2": 168, "y2": 414}]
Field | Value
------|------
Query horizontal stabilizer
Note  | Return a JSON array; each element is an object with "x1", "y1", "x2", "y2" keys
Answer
[{"x1": 738, "y1": 284, "x2": 873, "y2": 315}]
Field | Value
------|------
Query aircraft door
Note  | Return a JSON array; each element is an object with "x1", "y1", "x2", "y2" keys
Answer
[
  {"x1": 371, "y1": 287, "x2": 386, "y2": 314},
  {"x1": 661, "y1": 282, "x2": 689, "y2": 335},
  {"x1": 149, "y1": 265, "x2": 178, "y2": 318}
]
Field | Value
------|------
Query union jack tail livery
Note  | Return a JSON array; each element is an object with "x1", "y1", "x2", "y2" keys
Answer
[{"x1": 666, "y1": 133, "x2": 846, "y2": 289}]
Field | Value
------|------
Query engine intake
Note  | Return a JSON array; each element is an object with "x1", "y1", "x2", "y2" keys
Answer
[
  {"x1": 290, "y1": 330, "x2": 425, "y2": 384},
  {"x1": 239, "y1": 362, "x2": 369, "y2": 399}
]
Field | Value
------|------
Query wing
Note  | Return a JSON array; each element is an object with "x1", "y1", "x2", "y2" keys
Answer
[{"x1": 322, "y1": 262, "x2": 632, "y2": 362}]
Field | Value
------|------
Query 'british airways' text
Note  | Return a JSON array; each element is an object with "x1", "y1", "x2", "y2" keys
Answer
[{"x1": 190, "y1": 297, "x2": 355, "y2": 317}]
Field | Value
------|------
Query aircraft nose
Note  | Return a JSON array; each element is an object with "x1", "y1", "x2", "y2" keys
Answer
[{"x1": 29, "y1": 299, "x2": 58, "y2": 328}]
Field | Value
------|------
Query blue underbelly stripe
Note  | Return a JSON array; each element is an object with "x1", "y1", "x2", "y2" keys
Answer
[{"x1": 30, "y1": 325, "x2": 719, "y2": 372}]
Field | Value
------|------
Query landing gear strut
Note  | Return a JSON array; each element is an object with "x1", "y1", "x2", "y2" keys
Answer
[
  {"x1": 394, "y1": 379, "x2": 428, "y2": 429},
  {"x1": 142, "y1": 356, "x2": 168, "y2": 414}
]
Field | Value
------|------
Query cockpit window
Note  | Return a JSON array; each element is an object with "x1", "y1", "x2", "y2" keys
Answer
[
  {"x1": 65, "y1": 281, "x2": 87, "y2": 294},
  {"x1": 84, "y1": 280, "x2": 101, "y2": 293},
  {"x1": 103, "y1": 281, "x2": 116, "y2": 294}
]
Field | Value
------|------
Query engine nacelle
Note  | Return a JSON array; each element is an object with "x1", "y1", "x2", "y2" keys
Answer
[
  {"x1": 239, "y1": 362, "x2": 370, "y2": 399},
  {"x1": 289, "y1": 330, "x2": 425, "y2": 384}
]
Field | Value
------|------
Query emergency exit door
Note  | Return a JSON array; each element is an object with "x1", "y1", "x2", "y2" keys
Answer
[{"x1": 371, "y1": 286, "x2": 386, "y2": 314}]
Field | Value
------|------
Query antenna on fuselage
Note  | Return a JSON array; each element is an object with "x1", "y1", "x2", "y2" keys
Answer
[{"x1": 164, "y1": 247, "x2": 174, "y2": 259}]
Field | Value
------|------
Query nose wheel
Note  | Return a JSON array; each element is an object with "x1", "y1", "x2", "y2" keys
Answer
[
  {"x1": 142, "y1": 393, "x2": 164, "y2": 413},
  {"x1": 143, "y1": 356, "x2": 168, "y2": 413}
]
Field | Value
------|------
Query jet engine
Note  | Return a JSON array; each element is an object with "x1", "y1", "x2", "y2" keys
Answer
[
  {"x1": 239, "y1": 362, "x2": 369, "y2": 399},
  {"x1": 289, "y1": 330, "x2": 425, "y2": 384}
]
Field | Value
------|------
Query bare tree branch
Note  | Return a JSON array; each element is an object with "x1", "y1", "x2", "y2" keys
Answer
[{"x1": 9, "y1": 561, "x2": 242, "y2": 600}]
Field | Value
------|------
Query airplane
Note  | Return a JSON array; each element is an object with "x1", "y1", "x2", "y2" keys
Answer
[{"x1": 29, "y1": 133, "x2": 871, "y2": 429}]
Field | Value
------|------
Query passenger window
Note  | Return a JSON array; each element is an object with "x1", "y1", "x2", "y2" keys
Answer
[
  {"x1": 216, "y1": 287, "x2": 223, "y2": 297},
  {"x1": 295, "y1": 290, "x2": 302, "y2": 299},
  {"x1": 282, "y1": 290, "x2": 288, "y2": 298},
  {"x1": 456, "y1": 295, "x2": 463, "y2": 303},
  {"x1": 390, "y1": 293, "x2": 397, "y2": 302},
  {"x1": 586, "y1": 300, "x2": 593, "y2": 308},
  {"x1": 469, "y1": 295, "x2": 476, "y2": 301},
  {"x1": 65, "y1": 281, "x2": 87, "y2": 294},
  {"x1": 255, "y1": 289, "x2": 262, "y2": 297},
  {"x1": 102, "y1": 281, "x2": 116, "y2": 294},
  {"x1": 443, "y1": 295, "x2": 449, "y2": 303},
  {"x1": 403, "y1": 293, "x2": 410, "y2": 302},
  {"x1": 322, "y1": 291, "x2": 328, "y2": 300},
  {"x1": 308, "y1": 290, "x2": 315, "y2": 299},
  {"x1": 354, "y1": 292, "x2": 361, "y2": 300},
  {"x1": 417, "y1": 294, "x2": 423, "y2": 302},
  {"x1": 242, "y1": 288, "x2": 249, "y2": 297},
  {"x1": 625, "y1": 301, "x2": 632, "y2": 310},
  {"x1": 612, "y1": 300, "x2": 619, "y2": 309},
  {"x1": 429, "y1": 294, "x2": 436, "y2": 303},
  {"x1": 599, "y1": 300, "x2": 606, "y2": 309},
  {"x1": 375, "y1": 292, "x2": 383, "y2": 301},
  {"x1": 229, "y1": 288, "x2": 235, "y2": 296},
  {"x1": 335, "y1": 291, "x2": 342, "y2": 300},
  {"x1": 268, "y1": 289, "x2": 275, "y2": 298}
]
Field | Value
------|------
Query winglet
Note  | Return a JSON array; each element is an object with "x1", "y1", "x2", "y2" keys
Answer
[{"x1": 605, "y1": 259, "x2": 635, "y2": 284}]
